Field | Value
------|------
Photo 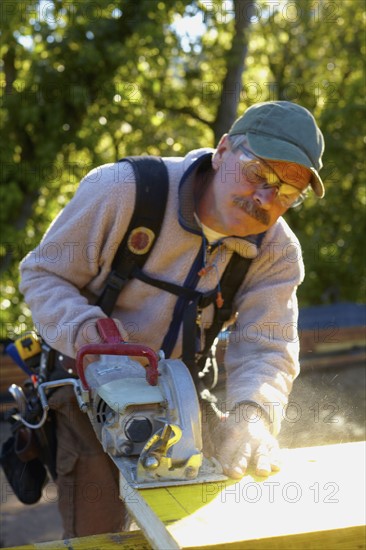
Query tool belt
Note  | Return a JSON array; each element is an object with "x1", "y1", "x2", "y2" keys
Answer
[{"x1": 0, "y1": 340, "x2": 71, "y2": 505}]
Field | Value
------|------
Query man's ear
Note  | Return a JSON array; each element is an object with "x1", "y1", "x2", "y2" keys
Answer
[{"x1": 212, "y1": 134, "x2": 230, "y2": 169}]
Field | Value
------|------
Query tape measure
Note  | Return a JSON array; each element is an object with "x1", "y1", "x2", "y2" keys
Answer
[{"x1": 13, "y1": 331, "x2": 42, "y2": 370}]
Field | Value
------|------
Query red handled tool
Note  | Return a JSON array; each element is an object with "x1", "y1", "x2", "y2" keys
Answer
[{"x1": 76, "y1": 318, "x2": 159, "y2": 389}]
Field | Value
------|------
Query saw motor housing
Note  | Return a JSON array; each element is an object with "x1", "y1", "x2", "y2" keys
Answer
[{"x1": 76, "y1": 321, "x2": 203, "y2": 484}]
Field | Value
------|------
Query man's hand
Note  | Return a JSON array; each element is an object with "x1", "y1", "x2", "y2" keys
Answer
[
  {"x1": 74, "y1": 318, "x2": 128, "y2": 361},
  {"x1": 202, "y1": 402, "x2": 281, "y2": 479}
]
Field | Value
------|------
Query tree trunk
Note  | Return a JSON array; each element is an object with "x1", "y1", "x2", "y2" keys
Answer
[{"x1": 212, "y1": 0, "x2": 254, "y2": 142}]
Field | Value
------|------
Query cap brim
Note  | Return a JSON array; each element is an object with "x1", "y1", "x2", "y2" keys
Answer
[
  {"x1": 309, "y1": 168, "x2": 325, "y2": 198},
  {"x1": 247, "y1": 133, "x2": 325, "y2": 198}
]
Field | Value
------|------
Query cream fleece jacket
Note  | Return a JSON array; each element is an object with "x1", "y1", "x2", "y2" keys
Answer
[{"x1": 19, "y1": 149, "x2": 305, "y2": 434}]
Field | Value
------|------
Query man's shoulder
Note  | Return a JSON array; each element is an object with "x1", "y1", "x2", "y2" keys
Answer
[
  {"x1": 82, "y1": 149, "x2": 213, "y2": 192},
  {"x1": 162, "y1": 148, "x2": 214, "y2": 166},
  {"x1": 264, "y1": 216, "x2": 300, "y2": 247},
  {"x1": 79, "y1": 161, "x2": 136, "y2": 191},
  {"x1": 162, "y1": 148, "x2": 214, "y2": 182},
  {"x1": 257, "y1": 217, "x2": 304, "y2": 279}
]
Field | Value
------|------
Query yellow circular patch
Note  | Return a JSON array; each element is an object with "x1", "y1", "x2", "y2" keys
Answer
[{"x1": 127, "y1": 227, "x2": 156, "y2": 255}]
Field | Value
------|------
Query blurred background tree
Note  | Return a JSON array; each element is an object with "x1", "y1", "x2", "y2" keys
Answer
[{"x1": 1, "y1": 0, "x2": 365, "y2": 335}]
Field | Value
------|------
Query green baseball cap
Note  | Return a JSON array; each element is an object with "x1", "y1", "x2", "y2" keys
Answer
[{"x1": 228, "y1": 101, "x2": 325, "y2": 197}]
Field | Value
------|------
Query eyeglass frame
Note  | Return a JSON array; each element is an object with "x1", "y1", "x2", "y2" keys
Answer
[{"x1": 236, "y1": 144, "x2": 309, "y2": 208}]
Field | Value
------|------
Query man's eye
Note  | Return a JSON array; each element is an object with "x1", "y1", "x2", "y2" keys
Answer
[{"x1": 262, "y1": 182, "x2": 280, "y2": 190}]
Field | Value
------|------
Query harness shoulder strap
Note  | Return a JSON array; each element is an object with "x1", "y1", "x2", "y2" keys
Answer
[
  {"x1": 182, "y1": 252, "x2": 253, "y2": 378},
  {"x1": 183, "y1": 234, "x2": 266, "y2": 390},
  {"x1": 202, "y1": 232, "x2": 266, "y2": 355},
  {"x1": 96, "y1": 156, "x2": 169, "y2": 316},
  {"x1": 200, "y1": 251, "x2": 254, "y2": 357}
]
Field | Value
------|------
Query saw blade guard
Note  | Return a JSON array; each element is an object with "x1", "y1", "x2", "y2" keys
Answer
[{"x1": 136, "y1": 358, "x2": 203, "y2": 482}]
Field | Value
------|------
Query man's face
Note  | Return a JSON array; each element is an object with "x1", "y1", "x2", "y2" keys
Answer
[{"x1": 198, "y1": 135, "x2": 312, "y2": 237}]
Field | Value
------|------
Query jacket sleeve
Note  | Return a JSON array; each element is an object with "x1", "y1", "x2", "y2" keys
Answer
[
  {"x1": 19, "y1": 162, "x2": 136, "y2": 358},
  {"x1": 224, "y1": 222, "x2": 305, "y2": 435}
]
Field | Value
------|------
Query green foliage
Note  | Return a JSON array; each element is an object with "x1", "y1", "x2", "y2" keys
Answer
[
  {"x1": 249, "y1": 0, "x2": 366, "y2": 306},
  {"x1": 1, "y1": 0, "x2": 365, "y2": 335}
]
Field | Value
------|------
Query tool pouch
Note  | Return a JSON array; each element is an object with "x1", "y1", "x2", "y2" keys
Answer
[
  {"x1": 0, "y1": 427, "x2": 48, "y2": 505},
  {"x1": 14, "y1": 425, "x2": 42, "y2": 462}
]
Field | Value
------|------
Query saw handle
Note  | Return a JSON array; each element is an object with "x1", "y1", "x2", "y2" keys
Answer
[
  {"x1": 76, "y1": 318, "x2": 159, "y2": 389},
  {"x1": 96, "y1": 317, "x2": 124, "y2": 343}
]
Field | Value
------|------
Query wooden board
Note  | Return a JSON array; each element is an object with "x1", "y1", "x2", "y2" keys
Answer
[
  {"x1": 5, "y1": 441, "x2": 366, "y2": 550},
  {"x1": 3, "y1": 531, "x2": 152, "y2": 550},
  {"x1": 120, "y1": 441, "x2": 366, "y2": 550},
  {"x1": 6, "y1": 525, "x2": 365, "y2": 550}
]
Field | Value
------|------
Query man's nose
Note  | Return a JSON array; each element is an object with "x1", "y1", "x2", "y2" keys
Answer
[{"x1": 252, "y1": 186, "x2": 277, "y2": 209}]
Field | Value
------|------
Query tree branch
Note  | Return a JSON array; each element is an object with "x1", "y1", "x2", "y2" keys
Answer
[
  {"x1": 156, "y1": 103, "x2": 211, "y2": 127},
  {"x1": 3, "y1": 46, "x2": 16, "y2": 94}
]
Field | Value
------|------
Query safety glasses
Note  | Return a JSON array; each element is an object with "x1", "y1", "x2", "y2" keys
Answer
[{"x1": 237, "y1": 144, "x2": 308, "y2": 208}]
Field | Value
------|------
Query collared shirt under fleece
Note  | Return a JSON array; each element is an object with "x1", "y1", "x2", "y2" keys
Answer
[{"x1": 19, "y1": 148, "x2": 305, "y2": 435}]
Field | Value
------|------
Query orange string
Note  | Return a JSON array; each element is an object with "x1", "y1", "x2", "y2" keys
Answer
[
  {"x1": 198, "y1": 265, "x2": 215, "y2": 277},
  {"x1": 216, "y1": 292, "x2": 224, "y2": 308}
]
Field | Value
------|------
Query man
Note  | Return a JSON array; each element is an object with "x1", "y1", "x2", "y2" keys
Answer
[{"x1": 19, "y1": 100, "x2": 325, "y2": 537}]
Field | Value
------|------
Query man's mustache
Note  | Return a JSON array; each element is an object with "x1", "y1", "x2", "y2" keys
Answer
[{"x1": 233, "y1": 196, "x2": 270, "y2": 225}]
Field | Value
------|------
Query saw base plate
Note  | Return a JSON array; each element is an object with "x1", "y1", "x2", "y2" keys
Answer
[{"x1": 111, "y1": 455, "x2": 228, "y2": 489}]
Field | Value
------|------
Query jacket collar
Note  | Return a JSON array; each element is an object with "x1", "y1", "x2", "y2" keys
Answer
[{"x1": 178, "y1": 150, "x2": 262, "y2": 260}]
